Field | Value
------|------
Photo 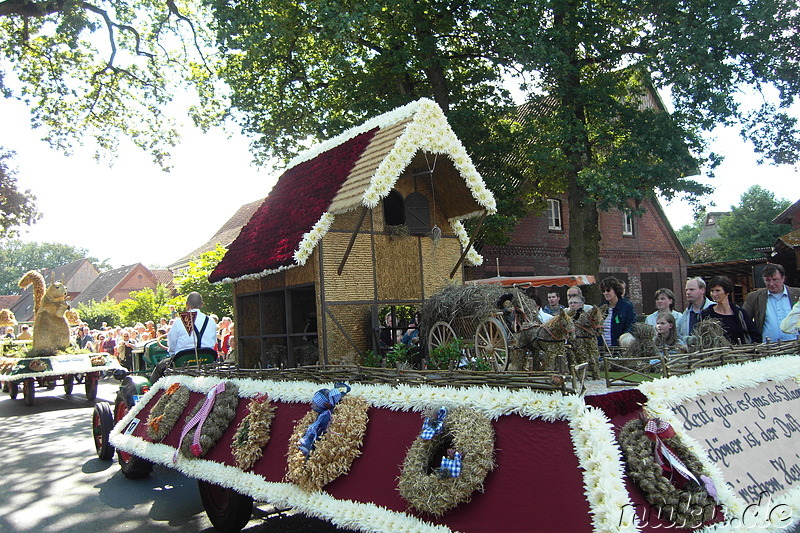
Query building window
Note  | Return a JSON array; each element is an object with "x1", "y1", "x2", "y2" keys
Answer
[
  {"x1": 623, "y1": 210, "x2": 635, "y2": 236},
  {"x1": 383, "y1": 189, "x2": 405, "y2": 226},
  {"x1": 405, "y1": 192, "x2": 431, "y2": 235},
  {"x1": 547, "y1": 199, "x2": 562, "y2": 230}
]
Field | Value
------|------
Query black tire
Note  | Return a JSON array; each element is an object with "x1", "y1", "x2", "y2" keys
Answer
[
  {"x1": 64, "y1": 375, "x2": 74, "y2": 395},
  {"x1": 23, "y1": 378, "x2": 35, "y2": 406},
  {"x1": 115, "y1": 399, "x2": 153, "y2": 479},
  {"x1": 8, "y1": 381, "x2": 19, "y2": 399},
  {"x1": 198, "y1": 480, "x2": 254, "y2": 533},
  {"x1": 85, "y1": 372, "x2": 99, "y2": 401},
  {"x1": 92, "y1": 402, "x2": 115, "y2": 460},
  {"x1": 46, "y1": 379, "x2": 57, "y2": 390}
]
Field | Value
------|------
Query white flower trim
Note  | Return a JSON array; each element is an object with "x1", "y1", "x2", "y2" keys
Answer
[
  {"x1": 360, "y1": 99, "x2": 496, "y2": 216},
  {"x1": 450, "y1": 220, "x2": 484, "y2": 267},
  {"x1": 110, "y1": 375, "x2": 636, "y2": 533},
  {"x1": 638, "y1": 356, "x2": 800, "y2": 532},
  {"x1": 293, "y1": 212, "x2": 334, "y2": 265}
]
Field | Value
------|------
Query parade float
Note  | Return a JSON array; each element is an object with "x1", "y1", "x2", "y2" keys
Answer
[
  {"x1": 0, "y1": 271, "x2": 121, "y2": 405},
  {"x1": 101, "y1": 99, "x2": 800, "y2": 532}
]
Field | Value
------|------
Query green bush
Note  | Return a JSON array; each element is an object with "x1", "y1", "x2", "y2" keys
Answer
[
  {"x1": 427, "y1": 338, "x2": 465, "y2": 370},
  {"x1": 74, "y1": 299, "x2": 124, "y2": 329}
]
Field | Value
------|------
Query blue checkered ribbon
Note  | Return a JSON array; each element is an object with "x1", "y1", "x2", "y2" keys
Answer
[
  {"x1": 439, "y1": 451, "x2": 462, "y2": 478},
  {"x1": 298, "y1": 383, "x2": 350, "y2": 458},
  {"x1": 420, "y1": 407, "x2": 447, "y2": 440}
]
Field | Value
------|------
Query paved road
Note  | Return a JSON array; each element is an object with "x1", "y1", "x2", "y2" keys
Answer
[{"x1": 0, "y1": 376, "x2": 347, "y2": 533}]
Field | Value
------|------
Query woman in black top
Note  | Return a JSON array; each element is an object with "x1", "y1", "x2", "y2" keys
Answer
[{"x1": 700, "y1": 276, "x2": 761, "y2": 344}]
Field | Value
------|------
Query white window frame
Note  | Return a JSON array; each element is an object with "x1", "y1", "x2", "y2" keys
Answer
[
  {"x1": 547, "y1": 199, "x2": 562, "y2": 230},
  {"x1": 623, "y1": 210, "x2": 635, "y2": 236}
]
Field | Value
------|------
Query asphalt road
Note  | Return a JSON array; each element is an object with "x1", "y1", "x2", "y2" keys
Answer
[{"x1": 0, "y1": 376, "x2": 348, "y2": 533}]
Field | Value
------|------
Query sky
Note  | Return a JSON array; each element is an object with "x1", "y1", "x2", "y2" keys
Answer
[{"x1": 2, "y1": 96, "x2": 799, "y2": 270}]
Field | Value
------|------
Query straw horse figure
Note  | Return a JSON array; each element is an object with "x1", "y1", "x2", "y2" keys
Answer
[
  {"x1": 513, "y1": 309, "x2": 574, "y2": 371},
  {"x1": 569, "y1": 306, "x2": 604, "y2": 379}
]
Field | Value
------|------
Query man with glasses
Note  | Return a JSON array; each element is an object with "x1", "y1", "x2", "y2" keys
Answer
[
  {"x1": 677, "y1": 277, "x2": 714, "y2": 341},
  {"x1": 743, "y1": 263, "x2": 800, "y2": 342}
]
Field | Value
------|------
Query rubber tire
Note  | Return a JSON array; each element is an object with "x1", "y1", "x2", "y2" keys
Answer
[
  {"x1": 92, "y1": 402, "x2": 115, "y2": 460},
  {"x1": 64, "y1": 375, "x2": 74, "y2": 395},
  {"x1": 8, "y1": 381, "x2": 19, "y2": 399},
  {"x1": 198, "y1": 480, "x2": 254, "y2": 533},
  {"x1": 23, "y1": 378, "x2": 35, "y2": 406},
  {"x1": 115, "y1": 399, "x2": 153, "y2": 479},
  {"x1": 85, "y1": 372, "x2": 99, "y2": 401}
]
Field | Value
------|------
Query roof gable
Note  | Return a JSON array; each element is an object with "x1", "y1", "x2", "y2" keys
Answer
[
  {"x1": 210, "y1": 99, "x2": 496, "y2": 284},
  {"x1": 72, "y1": 264, "x2": 139, "y2": 305}
]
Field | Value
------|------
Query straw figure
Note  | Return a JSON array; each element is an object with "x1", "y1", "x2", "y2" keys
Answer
[
  {"x1": 514, "y1": 309, "x2": 574, "y2": 371},
  {"x1": 0, "y1": 309, "x2": 17, "y2": 328},
  {"x1": 18, "y1": 270, "x2": 71, "y2": 354},
  {"x1": 620, "y1": 323, "x2": 658, "y2": 360},
  {"x1": 569, "y1": 306, "x2": 604, "y2": 379},
  {"x1": 686, "y1": 319, "x2": 731, "y2": 351}
]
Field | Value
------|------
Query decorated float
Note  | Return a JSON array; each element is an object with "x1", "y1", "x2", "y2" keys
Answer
[{"x1": 104, "y1": 100, "x2": 799, "y2": 532}]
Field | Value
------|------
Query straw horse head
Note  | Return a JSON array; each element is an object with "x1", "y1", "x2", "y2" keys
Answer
[
  {"x1": 513, "y1": 309, "x2": 574, "y2": 371},
  {"x1": 569, "y1": 306, "x2": 604, "y2": 379}
]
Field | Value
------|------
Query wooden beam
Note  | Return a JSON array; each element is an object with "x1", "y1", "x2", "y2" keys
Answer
[
  {"x1": 338, "y1": 207, "x2": 369, "y2": 275},
  {"x1": 450, "y1": 211, "x2": 488, "y2": 279}
]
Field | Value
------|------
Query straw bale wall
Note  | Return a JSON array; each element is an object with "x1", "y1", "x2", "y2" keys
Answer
[
  {"x1": 324, "y1": 304, "x2": 370, "y2": 364},
  {"x1": 319, "y1": 232, "x2": 374, "y2": 301},
  {"x1": 375, "y1": 234, "x2": 424, "y2": 301}
]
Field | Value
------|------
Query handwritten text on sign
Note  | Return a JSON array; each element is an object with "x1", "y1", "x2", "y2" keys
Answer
[{"x1": 671, "y1": 379, "x2": 800, "y2": 504}]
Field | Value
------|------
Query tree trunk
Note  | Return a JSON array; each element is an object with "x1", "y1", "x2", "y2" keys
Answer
[{"x1": 567, "y1": 180, "x2": 602, "y2": 304}]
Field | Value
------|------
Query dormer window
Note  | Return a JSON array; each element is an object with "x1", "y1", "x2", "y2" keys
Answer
[{"x1": 383, "y1": 189, "x2": 405, "y2": 226}]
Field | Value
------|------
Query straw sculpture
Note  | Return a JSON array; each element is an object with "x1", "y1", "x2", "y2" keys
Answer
[
  {"x1": 179, "y1": 382, "x2": 240, "y2": 459},
  {"x1": 147, "y1": 383, "x2": 192, "y2": 441},
  {"x1": 231, "y1": 394, "x2": 276, "y2": 471},
  {"x1": 569, "y1": 306, "x2": 604, "y2": 379},
  {"x1": 398, "y1": 406, "x2": 495, "y2": 515},
  {"x1": 687, "y1": 319, "x2": 731, "y2": 351}
]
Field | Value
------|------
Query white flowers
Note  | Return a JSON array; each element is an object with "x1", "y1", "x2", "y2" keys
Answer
[
  {"x1": 451, "y1": 220, "x2": 484, "y2": 266},
  {"x1": 293, "y1": 212, "x2": 335, "y2": 266}
]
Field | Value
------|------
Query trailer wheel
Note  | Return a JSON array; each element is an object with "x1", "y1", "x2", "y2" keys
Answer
[
  {"x1": 427, "y1": 321, "x2": 457, "y2": 354},
  {"x1": 23, "y1": 378, "x2": 35, "y2": 406},
  {"x1": 8, "y1": 381, "x2": 19, "y2": 399},
  {"x1": 475, "y1": 317, "x2": 510, "y2": 371},
  {"x1": 64, "y1": 375, "x2": 74, "y2": 395},
  {"x1": 198, "y1": 480, "x2": 253, "y2": 533},
  {"x1": 92, "y1": 402, "x2": 115, "y2": 460},
  {"x1": 115, "y1": 398, "x2": 153, "y2": 478},
  {"x1": 85, "y1": 372, "x2": 99, "y2": 401}
]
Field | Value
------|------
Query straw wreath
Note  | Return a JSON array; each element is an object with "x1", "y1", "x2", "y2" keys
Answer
[
  {"x1": 398, "y1": 406, "x2": 495, "y2": 516},
  {"x1": 285, "y1": 394, "x2": 369, "y2": 492},
  {"x1": 178, "y1": 382, "x2": 240, "y2": 459},
  {"x1": 231, "y1": 394, "x2": 277, "y2": 471},
  {"x1": 147, "y1": 383, "x2": 191, "y2": 441},
  {"x1": 618, "y1": 418, "x2": 717, "y2": 528}
]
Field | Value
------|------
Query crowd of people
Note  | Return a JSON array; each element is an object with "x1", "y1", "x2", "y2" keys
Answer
[{"x1": 595, "y1": 263, "x2": 800, "y2": 350}]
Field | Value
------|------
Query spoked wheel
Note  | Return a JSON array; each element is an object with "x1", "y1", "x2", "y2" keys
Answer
[
  {"x1": 475, "y1": 317, "x2": 510, "y2": 371},
  {"x1": 115, "y1": 399, "x2": 152, "y2": 478},
  {"x1": 85, "y1": 372, "x2": 99, "y2": 401},
  {"x1": 198, "y1": 480, "x2": 254, "y2": 533},
  {"x1": 8, "y1": 381, "x2": 19, "y2": 399},
  {"x1": 92, "y1": 402, "x2": 115, "y2": 460},
  {"x1": 427, "y1": 321, "x2": 457, "y2": 353},
  {"x1": 64, "y1": 375, "x2": 74, "y2": 395},
  {"x1": 23, "y1": 378, "x2": 36, "y2": 406}
]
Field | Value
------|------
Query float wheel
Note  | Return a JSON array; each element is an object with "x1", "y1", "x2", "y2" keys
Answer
[
  {"x1": 85, "y1": 372, "x2": 99, "y2": 401},
  {"x1": 427, "y1": 321, "x2": 457, "y2": 353},
  {"x1": 8, "y1": 381, "x2": 19, "y2": 399},
  {"x1": 475, "y1": 317, "x2": 510, "y2": 371},
  {"x1": 23, "y1": 378, "x2": 35, "y2": 406},
  {"x1": 198, "y1": 480, "x2": 253, "y2": 533},
  {"x1": 115, "y1": 398, "x2": 153, "y2": 478},
  {"x1": 92, "y1": 402, "x2": 115, "y2": 460},
  {"x1": 64, "y1": 375, "x2": 74, "y2": 395}
]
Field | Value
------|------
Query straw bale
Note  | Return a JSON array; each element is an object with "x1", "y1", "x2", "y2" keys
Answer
[
  {"x1": 320, "y1": 232, "x2": 374, "y2": 301},
  {"x1": 376, "y1": 234, "x2": 424, "y2": 301}
]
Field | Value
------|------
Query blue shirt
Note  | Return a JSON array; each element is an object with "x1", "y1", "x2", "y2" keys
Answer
[{"x1": 764, "y1": 288, "x2": 793, "y2": 342}]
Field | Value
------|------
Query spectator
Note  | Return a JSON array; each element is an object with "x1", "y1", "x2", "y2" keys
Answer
[
  {"x1": 117, "y1": 331, "x2": 136, "y2": 370},
  {"x1": 3, "y1": 326, "x2": 14, "y2": 339},
  {"x1": 566, "y1": 286, "x2": 593, "y2": 312},
  {"x1": 543, "y1": 291, "x2": 565, "y2": 316},
  {"x1": 17, "y1": 325, "x2": 32, "y2": 341},
  {"x1": 743, "y1": 263, "x2": 800, "y2": 342},
  {"x1": 781, "y1": 301, "x2": 800, "y2": 335},
  {"x1": 524, "y1": 290, "x2": 549, "y2": 323},
  {"x1": 78, "y1": 326, "x2": 94, "y2": 349},
  {"x1": 654, "y1": 312, "x2": 683, "y2": 350},
  {"x1": 169, "y1": 305, "x2": 177, "y2": 319},
  {"x1": 401, "y1": 312, "x2": 421, "y2": 345},
  {"x1": 599, "y1": 276, "x2": 636, "y2": 347},
  {"x1": 700, "y1": 276, "x2": 760, "y2": 344},
  {"x1": 102, "y1": 332, "x2": 117, "y2": 356},
  {"x1": 677, "y1": 277, "x2": 714, "y2": 340},
  {"x1": 645, "y1": 288, "x2": 682, "y2": 327}
]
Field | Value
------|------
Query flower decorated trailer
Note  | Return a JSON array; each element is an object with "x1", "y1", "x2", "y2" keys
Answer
[
  {"x1": 0, "y1": 352, "x2": 120, "y2": 405},
  {"x1": 208, "y1": 99, "x2": 496, "y2": 369},
  {"x1": 108, "y1": 356, "x2": 800, "y2": 532}
]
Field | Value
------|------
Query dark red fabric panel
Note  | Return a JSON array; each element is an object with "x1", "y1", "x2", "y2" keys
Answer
[{"x1": 209, "y1": 128, "x2": 379, "y2": 282}]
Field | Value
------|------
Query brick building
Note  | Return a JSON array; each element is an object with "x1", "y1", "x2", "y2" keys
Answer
[{"x1": 468, "y1": 195, "x2": 689, "y2": 314}]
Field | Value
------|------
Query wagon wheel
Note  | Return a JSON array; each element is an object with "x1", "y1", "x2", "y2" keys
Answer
[
  {"x1": 8, "y1": 380, "x2": 19, "y2": 399},
  {"x1": 428, "y1": 321, "x2": 457, "y2": 353},
  {"x1": 115, "y1": 398, "x2": 153, "y2": 478},
  {"x1": 64, "y1": 375, "x2": 74, "y2": 395},
  {"x1": 85, "y1": 371, "x2": 99, "y2": 401},
  {"x1": 475, "y1": 317, "x2": 509, "y2": 371},
  {"x1": 92, "y1": 401, "x2": 115, "y2": 460},
  {"x1": 198, "y1": 480, "x2": 254, "y2": 533},
  {"x1": 23, "y1": 378, "x2": 36, "y2": 406}
]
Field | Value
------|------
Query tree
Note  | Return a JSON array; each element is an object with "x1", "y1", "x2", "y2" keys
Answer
[
  {"x1": 0, "y1": 0, "x2": 216, "y2": 167},
  {"x1": 118, "y1": 284, "x2": 173, "y2": 326},
  {"x1": 74, "y1": 298, "x2": 123, "y2": 329},
  {"x1": 173, "y1": 244, "x2": 232, "y2": 318},
  {"x1": 714, "y1": 186, "x2": 791, "y2": 260},
  {"x1": 674, "y1": 208, "x2": 709, "y2": 250},
  {"x1": 0, "y1": 240, "x2": 110, "y2": 295},
  {"x1": 203, "y1": 0, "x2": 798, "y2": 294},
  {"x1": 0, "y1": 149, "x2": 39, "y2": 238}
]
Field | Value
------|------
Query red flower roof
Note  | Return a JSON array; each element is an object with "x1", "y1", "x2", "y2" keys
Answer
[{"x1": 209, "y1": 128, "x2": 378, "y2": 283}]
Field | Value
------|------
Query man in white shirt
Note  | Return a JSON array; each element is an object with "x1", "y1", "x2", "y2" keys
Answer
[
  {"x1": 677, "y1": 277, "x2": 714, "y2": 340},
  {"x1": 166, "y1": 292, "x2": 218, "y2": 356}
]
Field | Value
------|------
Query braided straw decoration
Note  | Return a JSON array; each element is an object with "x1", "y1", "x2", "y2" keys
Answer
[{"x1": 231, "y1": 395, "x2": 277, "y2": 471}]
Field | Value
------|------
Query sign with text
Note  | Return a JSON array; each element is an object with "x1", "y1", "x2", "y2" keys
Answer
[{"x1": 671, "y1": 379, "x2": 800, "y2": 504}]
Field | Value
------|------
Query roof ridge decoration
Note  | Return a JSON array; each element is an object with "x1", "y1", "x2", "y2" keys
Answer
[{"x1": 210, "y1": 98, "x2": 496, "y2": 284}]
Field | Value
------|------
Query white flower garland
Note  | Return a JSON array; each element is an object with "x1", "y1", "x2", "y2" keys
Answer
[
  {"x1": 110, "y1": 375, "x2": 636, "y2": 533},
  {"x1": 638, "y1": 356, "x2": 800, "y2": 533}
]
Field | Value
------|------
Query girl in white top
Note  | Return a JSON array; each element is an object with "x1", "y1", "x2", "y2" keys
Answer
[{"x1": 645, "y1": 288, "x2": 682, "y2": 327}]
